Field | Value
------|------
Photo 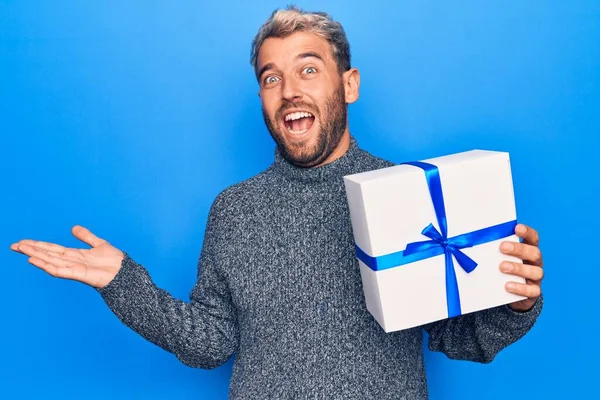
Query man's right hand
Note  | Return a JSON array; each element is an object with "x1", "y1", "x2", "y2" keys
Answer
[{"x1": 10, "y1": 225, "x2": 124, "y2": 289}]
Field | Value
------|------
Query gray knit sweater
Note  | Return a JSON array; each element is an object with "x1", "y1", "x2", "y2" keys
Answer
[{"x1": 98, "y1": 137, "x2": 542, "y2": 399}]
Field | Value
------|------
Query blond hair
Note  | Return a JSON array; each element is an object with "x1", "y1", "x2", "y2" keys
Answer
[{"x1": 250, "y1": 5, "x2": 351, "y2": 79}]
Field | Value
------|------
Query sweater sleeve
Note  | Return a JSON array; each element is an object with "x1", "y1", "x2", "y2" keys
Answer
[
  {"x1": 423, "y1": 296, "x2": 542, "y2": 363},
  {"x1": 96, "y1": 196, "x2": 239, "y2": 369}
]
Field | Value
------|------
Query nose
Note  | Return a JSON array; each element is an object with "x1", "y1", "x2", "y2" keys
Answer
[{"x1": 281, "y1": 76, "x2": 303, "y2": 103}]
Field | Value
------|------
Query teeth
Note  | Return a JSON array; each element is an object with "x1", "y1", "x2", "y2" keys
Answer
[
  {"x1": 284, "y1": 111, "x2": 313, "y2": 122},
  {"x1": 288, "y1": 128, "x2": 308, "y2": 135}
]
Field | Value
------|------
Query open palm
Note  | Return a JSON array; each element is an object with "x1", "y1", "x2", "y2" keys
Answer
[{"x1": 10, "y1": 225, "x2": 124, "y2": 289}]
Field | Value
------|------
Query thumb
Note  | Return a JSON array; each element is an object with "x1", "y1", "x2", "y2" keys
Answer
[{"x1": 72, "y1": 225, "x2": 106, "y2": 248}]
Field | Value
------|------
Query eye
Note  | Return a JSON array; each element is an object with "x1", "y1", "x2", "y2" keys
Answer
[
  {"x1": 302, "y1": 66, "x2": 317, "y2": 75},
  {"x1": 263, "y1": 75, "x2": 280, "y2": 85}
]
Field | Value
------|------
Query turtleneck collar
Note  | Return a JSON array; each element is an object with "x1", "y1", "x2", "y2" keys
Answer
[{"x1": 272, "y1": 136, "x2": 363, "y2": 184}]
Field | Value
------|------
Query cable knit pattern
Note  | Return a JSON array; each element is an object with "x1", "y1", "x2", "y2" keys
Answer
[{"x1": 98, "y1": 137, "x2": 542, "y2": 399}]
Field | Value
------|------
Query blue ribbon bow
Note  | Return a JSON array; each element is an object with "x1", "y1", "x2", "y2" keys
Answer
[{"x1": 355, "y1": 161, "x2": 516, "y2": 318}]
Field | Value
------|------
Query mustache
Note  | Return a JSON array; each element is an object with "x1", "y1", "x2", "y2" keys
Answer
[{"x1": 274, "y1": 102, "x2": 319, "y2": 121}]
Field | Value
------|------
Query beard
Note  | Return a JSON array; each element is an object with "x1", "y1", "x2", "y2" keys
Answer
[{"x1": 262, "y1": 82, "x2": 348, "y2": 168}]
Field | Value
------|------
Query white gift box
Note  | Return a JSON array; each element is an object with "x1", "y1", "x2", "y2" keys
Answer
[{"x1": 343, "y1": 150, "x2": 526, "y2": 333}]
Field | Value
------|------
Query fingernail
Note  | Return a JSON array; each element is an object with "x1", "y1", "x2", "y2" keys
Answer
[
  {"x1": 501, "y1": 242, "x2": 514, "y2": 252},
  {"x1": 501, "y1": 262, "x2": 513, "y2": 272},
  {"x1": 506, "y1": 282, "x2": 515, "y2": 291}
]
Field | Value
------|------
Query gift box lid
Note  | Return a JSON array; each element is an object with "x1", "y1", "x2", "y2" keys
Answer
[{"x1": 343, "y1": 150, "x2": 516, "y2": 258}]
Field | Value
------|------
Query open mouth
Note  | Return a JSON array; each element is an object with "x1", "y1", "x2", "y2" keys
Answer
[{"x1": 283, "y1": 111, "x2": 315, "y2": 135}]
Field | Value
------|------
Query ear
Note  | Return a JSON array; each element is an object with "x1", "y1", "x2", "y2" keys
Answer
[{"x1": 342, "y1": 68, "x2": 360, "y2": 104}]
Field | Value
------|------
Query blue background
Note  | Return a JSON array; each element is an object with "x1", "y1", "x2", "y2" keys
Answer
[{"x1": 2, "y1": 1, "x2": 598, "y2": 399}]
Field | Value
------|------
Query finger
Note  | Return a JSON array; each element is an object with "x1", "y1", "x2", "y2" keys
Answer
[
  {"x1": 11, "y1": 242, "x2": 31, "y2": 254},
  {"x1": 27, "y1": 256, "x2": 88, "y2": 282},
  {"x1": 16, "y1": 244, "x2": 77, "y2": 268},
  {"x1": 500, "y1": 241, "x2": 543, "y2": 266},
  {"x1": 72, "y1": 225, "x2": 105, "y2": 248},
  {"x1": 14, "y1": 241, "x2": 85, "y2": 263},
  {"x1": 515, "y1": 224, "x2": 540, "y2": 247},
  {"x1": 505, "y1": 281, "x2": 541, "y2": 299},
  {"x1": 500, "y1": 261, "x2": 544, "y2": 282},
  {"x1": 14, "y1": 239, "x2": 68, "y2": 255}
]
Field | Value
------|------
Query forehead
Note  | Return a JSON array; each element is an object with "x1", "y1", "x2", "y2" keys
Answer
[{"x1": 257, "y1": 31, "x2": 335, "y2": 68}]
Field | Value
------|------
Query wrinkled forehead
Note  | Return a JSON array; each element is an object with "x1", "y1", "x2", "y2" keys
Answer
[{"x1": 257, "y1": 31, "x2": 335, "y2": 70}]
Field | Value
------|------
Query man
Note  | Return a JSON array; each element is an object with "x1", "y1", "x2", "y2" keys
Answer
[{"x1": 10, "y1": 6, "x2": 543, "y2": 399}]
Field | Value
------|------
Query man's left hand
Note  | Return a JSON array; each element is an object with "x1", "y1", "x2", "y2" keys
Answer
[{"x1": 499, "y1": 223, "x2": 544, "y2": 312}]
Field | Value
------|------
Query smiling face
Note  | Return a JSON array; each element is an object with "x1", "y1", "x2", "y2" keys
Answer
[{"x1": 257, "y1": 31, "x2": 359, "y2": 168}]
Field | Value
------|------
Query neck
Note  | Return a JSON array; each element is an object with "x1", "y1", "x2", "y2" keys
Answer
[
  {"x1": 313, "y1": 130, "x2": 351, "y2": 168},
  {"x1": 272, "y1": 133, "x2": 362, "y2": 184}
]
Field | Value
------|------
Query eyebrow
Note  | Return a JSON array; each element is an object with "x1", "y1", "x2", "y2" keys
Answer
[
  {"x1": 257, "y1": 52, "x2": 325, "y2": 80},
  {"x1": 257, "y1": 63, "x2": 275, "y2": 81},
  {"x1": 296, "y1": 51, "x2": 324, "y2": 63}
]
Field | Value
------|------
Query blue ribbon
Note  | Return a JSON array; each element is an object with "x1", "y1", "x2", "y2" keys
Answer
[{"x1": 355, "y1": 161, "x2": 516, "y2": 318}]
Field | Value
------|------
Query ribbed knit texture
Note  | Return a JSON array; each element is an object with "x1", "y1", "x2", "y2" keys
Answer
[{"x1": 98, "y1": 137, "x2": 542, "y2": 399}]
